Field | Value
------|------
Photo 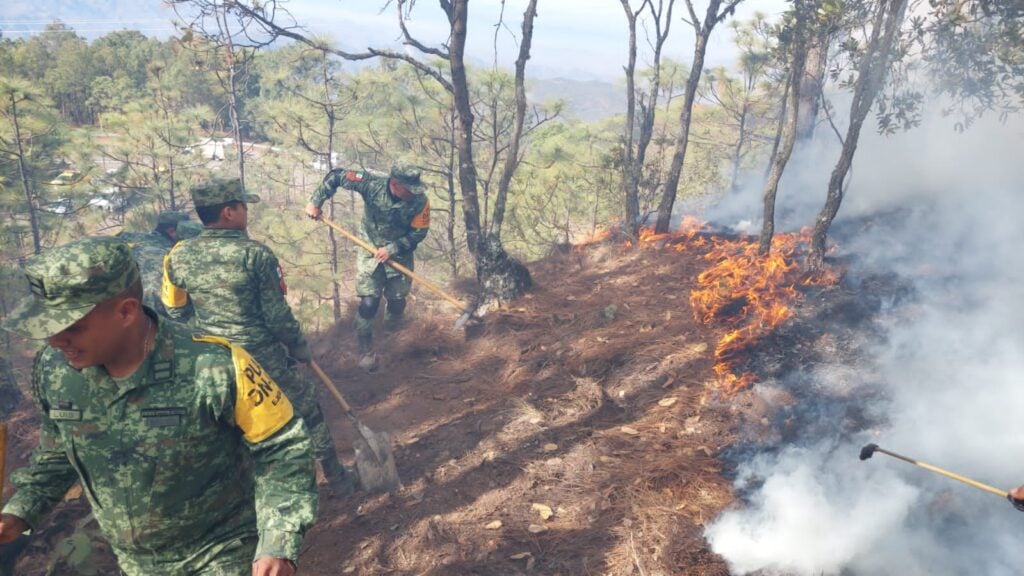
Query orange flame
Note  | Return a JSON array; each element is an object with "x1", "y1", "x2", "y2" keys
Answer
[
  {"x1": 690, "y1": 227, "x2": 838, "y2": 395},
  {"x1": 574, "y1": 219, "x2": 839, "y2": 395}
]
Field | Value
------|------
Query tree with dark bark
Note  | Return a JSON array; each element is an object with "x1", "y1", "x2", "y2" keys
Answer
[
  {"x1": 654, "y1": 0, "x2": 744, "y2": 234},
  {"x1": 758, "y1": 2, "x2": 811, "y2": 255},
  {"x1": 185, "y1": 0, "x2": 541, "y2": 301},
  {"x1": 808, "y1": 0, "x2": 909, "y2": 269},
  {"x1": 702, "y1": 14, "x2": 779, "y2": 195},
  {"x1": 0, "y1": 78, "x2": 63, "y2": 255},
  {"x1": 170, "y1": 1, "x2": 268, "y2": 190},
  {"x1": 619, "y1": 0, "x2": 675, "y2": 239}
]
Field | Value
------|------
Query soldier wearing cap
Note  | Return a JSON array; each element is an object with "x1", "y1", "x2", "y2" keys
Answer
[
  {"x1": 162, "y1": 178, "x2": 355, "y2": 496},
  {"x1": 306, "y1": 163, "x2": 431, "y2": 371},
  {"x1": 118, "y1": 210, "x2": 193, "y2": 319},
  {"x1": 117, "y1": 210, "x2": 191, "y2": 249},
  {"x1": 175, "y1": 219, "x2": 204, "y2": 240},
  {"x1": 0, "y1": 237, "x2": 317, "y2": 576}
]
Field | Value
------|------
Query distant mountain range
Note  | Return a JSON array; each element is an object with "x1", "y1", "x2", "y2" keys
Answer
[
  {"x1": 0, "y1": 1, "x2": 179, "y2": 36},
  {"x1": 530, "y1": 77, "x2": 624, "y2": 122},
  {"x1": 2, "y1": 2, "x2": 625, "y2": 121}
]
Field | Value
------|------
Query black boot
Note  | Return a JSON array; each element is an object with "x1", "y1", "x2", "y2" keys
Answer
[
  {"x1": 319, "y1": 457, "x2": 358, "y2": 498},
  {"x1": 356, "y1": 332, "x2": 378, "y2": 371}
]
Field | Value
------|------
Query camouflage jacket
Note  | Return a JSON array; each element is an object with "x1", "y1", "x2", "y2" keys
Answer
[
  {"x1": 310, "y1": 168, "x2": 431, "y2": 256},
  {"x1": 161, "y1": 228, "x2": 311, "y2": 361},
  {"x1": 2, "y1": 311, "x2": 318, "y2": 564},
  {"x1": 130, "y1": 242, "x2": 171, "y2": 318},
  {"x1": 116, "y1": 230, "x2": 173, "y2": 251}
]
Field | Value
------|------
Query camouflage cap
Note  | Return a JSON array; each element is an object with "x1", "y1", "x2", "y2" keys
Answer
[
  {"x1": 175, "y1": 219, "x2": 204, "y2": 240},
  {"x1": 156, "y1": 210, "x2": 190, "y2": 227},
  {"x1": 390, "y1": 163, "x2": 426, "y2": 195},
  {"x1": 190, "y1": 177, "x2": 260, "y2": 208},
  {"x1": 2, "y1": 237, "x2": 141, "y2": 339}
]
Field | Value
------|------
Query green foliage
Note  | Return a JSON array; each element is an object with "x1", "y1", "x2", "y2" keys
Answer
[{"x1": 0, "y1": 13, "x2": 844, "y2": 328}]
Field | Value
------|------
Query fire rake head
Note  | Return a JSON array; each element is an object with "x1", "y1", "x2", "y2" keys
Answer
[{"x1": 859, "y1": 443, "x2": 879, "y2": 461}]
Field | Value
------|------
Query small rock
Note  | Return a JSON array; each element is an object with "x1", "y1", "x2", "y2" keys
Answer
[
  {"x1": 658, "y1": 397, "x2": 678, "y2": 407},
  {"x1": 484, "y1": 520, "x2": 503, "y2": 530},
  {"x1": 509, "y1": 552, "x2": 532, "y2": 560},
  {"x1": 528, "y1": 524, "x2": 548, "y2": 534},
  {"x1": 543, "y1": 443, "x2": 558, "y2": 452},
  {"x1": 532, "y1": 503, "x2": 554, "y2": 520},
  {"x1": 620, "y1": 426, "x2": 640, "y2": 435}
]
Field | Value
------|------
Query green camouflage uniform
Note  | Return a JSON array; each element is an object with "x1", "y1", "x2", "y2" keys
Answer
[
  {"x1": 309, "y1": 164, "x2": 431, "y2": 351},
  {"x1": 161, "y1": 179, "x2": 346, "y2": 485},
  {"x1": 117, "y1": 211, "x2": 192, "y2": 319},
  {"x1": 0, "y1": 237, "x2": 318, "y2": 575}
]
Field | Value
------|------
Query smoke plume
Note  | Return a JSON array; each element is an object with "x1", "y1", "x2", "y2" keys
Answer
[{"x1": 702, "y1": 105, "x2": 1024, "y2": 575}]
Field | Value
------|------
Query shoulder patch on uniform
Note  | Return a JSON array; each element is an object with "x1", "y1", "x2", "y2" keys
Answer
[
  {"x1": 161, "y1": 244, "x2": 188, "y2": 309},
  {"x1": 230, "y1": 343, "x2": 294, "y2": 443},
  {"x1": 411, "y1": 198, "x2": 431, "y2": 229},
  {"x1": 276, "y1": 263, "x2": 288, "y2": 295},
  {"x1": 346, "y1": 170, "x2": 365, "y2": 182}
]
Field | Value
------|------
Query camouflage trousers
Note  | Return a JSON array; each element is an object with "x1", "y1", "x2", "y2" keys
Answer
[
  {"x1": 115, "y1": 534, "x2": 258, "y2": 576},
  {"x1": 248, "y1": 344, "x2": 338, "y2": 463},
  {"x1": 355, "y1": 250, "x2": 413, "y2": 338}
]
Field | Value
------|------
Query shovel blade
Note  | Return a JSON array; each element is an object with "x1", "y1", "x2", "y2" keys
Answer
[{"x1": 351, "y1": 422, "x2": 401, "y2": 493}]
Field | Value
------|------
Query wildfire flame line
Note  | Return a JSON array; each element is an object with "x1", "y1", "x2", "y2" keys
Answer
[{"x1": 576, "y1": 218, "x2": 839, "y2": 396}]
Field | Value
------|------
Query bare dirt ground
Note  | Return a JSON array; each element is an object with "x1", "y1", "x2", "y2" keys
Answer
[
  {"x1": 302, "y1": 241, "x2": 740, "y2": 575},
  {"x1": 3, "y1": 236, "x2": 859, "y2": 575}
]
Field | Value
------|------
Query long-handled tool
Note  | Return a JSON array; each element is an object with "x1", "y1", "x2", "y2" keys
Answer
[
  {"x1": 309, "y1": 361, "x2": 400, "y2": 493},
  {"x1": 859, "y1": 443, "x2": 1019, "y2": 507},
  {"x1": 316, "y1": 215, "x2": 478, "y2": 330}
]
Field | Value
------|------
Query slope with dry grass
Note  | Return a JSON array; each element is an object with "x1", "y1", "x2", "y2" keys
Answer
[{"x1": 304, "y1": 239, "x2": 742, "y2": 575}]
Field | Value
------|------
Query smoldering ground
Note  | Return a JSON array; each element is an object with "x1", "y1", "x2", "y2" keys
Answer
[{"x1": 700, "y1": 106, "x2": 1024, "y2": 575}]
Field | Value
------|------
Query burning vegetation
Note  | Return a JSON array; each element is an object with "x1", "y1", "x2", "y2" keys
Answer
[{"x1": 626, "y1": 217, "x2": 841, "y2": 396}]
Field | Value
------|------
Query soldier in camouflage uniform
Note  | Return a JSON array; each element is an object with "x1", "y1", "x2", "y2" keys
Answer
[
  {"x1": 0, "y1": 237, "x2": 317, "y2": 576},
  {"x1": 162, "y1": 178, "x2": 355, "y2": 496},
  {"x1": 305, "y1": 163, "x2": 431, "y2": 371},
  {"x1": 117, "y1": 210, "x2": 190, "y2": 249},
  {"x1": 176, "y1": 219, "x2": 204, "y2": 241},
  {"x1": 119, "y1": 211, "x2": 193, "y2": 319}
]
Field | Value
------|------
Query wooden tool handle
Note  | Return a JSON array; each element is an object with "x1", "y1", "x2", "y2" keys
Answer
[
  {"x1": 309, "y1": 360, "x2": 354, "y2": 414},
  {"x1": 317, "y1": 216, "x2": 469, "y2": 312},
  {"x1": 877, "y1": 447, "x2": 1008, "y2": 497}
]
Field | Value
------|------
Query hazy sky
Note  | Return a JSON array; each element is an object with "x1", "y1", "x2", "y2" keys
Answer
[{"x1": 1, "y1": 0, "x2": 791, "y2": 80}]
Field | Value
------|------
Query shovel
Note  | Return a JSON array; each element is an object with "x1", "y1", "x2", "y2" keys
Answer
[
  {"x1": 309, "y1": 361, "x2": 400, "y2": 493},
  {"x1": 315, "y1": 215, "x2": 480, "y2": 330}
]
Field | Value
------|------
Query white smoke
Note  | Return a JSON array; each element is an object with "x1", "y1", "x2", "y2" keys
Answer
[{"x1": 704, "y1": 104, "x2": 1024, "y2": 575}]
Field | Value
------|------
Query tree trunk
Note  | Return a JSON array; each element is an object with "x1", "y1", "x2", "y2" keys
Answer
[
  {"x1": 217, "y1": 7, "x2": 247, "y2": 189},
  {"x1": 620, "y1": 0, "x2": 674, "y2": 238},
  {"x1": 809, "y1": 0, "x2": 908, "y2": 269},
  {"x1": 759, "y1": 7, "x2": 809, "y2": 255},
  {"x1": 447, "y1": 0, "x2": 483, "y2": 258},
  {"x1": 490, "y1": 0, "x2": 538, "y2": 239},
  {"x1": 795, "y1": 31, "x2": 829, "y2": 141},
  {"x1": 619, "y1": 0, "x2": 641, "y2": 238},
  {"x1": 9, "y1": 94, "x2": 42, "y2": 255},
  {"x1": 445, "y1": 0, "x2": 531, "y2": 302},
  {"x1": 655, "y1": 0, "x2": 722, "y2": 233},
  {"x1": 729, "y1": 103, "x2": 749, "y2": 192},
  {"x1": 763, "y1": 79, "x2": 789, "y2": 180}
]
